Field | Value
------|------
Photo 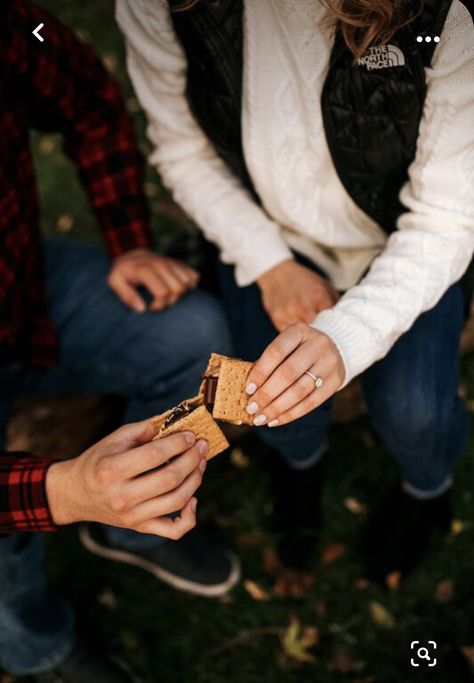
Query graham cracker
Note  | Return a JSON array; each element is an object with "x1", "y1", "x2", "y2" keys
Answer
[
  {"x1": 151, "y1": 404, "x2": 229, "y2": 460},
  {"x1": 212, "y1": 356, "x2": 253, "y2": 426}
]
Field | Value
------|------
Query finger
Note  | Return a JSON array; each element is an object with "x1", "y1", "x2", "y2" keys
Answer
[
  {"x1": 108, "y1": 273, "x2": 146, "y2": 313},
  {"x1": 253, "y1": 360, "x2": 332, "y2": 426},
  {"x1": 127, "y1": 440, "x2": 207, "y2": 501},
  {"x1": 171, "y1": 262, "x2": 199, "y2": 288},
  {"x1": 103, "y1": 419, "x2": 157, "y2": 455},
  {"x1": 154, "y1": 264, "x2": 185, "y2": 304},
  {"x1": 136, "y1": 497, "x2": 197, "y2": 540},
  {"x1": 134, "y1": 267, "x2": 170, "y2": 309},
  {"x1": 131, "y1": 466, "x2": 204, "y2": 521},
  {"x1": 246, "y1": 341, "x2": 315, "y2": 417},
  {"x1": 267, "y1": 373, "x2": 340, "y2": 427},
  {"x1": 117, "y1": 431, "x2": 198, "y2": 478},
  {"x1": 246, "y1": 324, "x2": 307, "y2": 395}
]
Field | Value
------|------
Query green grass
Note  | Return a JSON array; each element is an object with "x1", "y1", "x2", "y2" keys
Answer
[{"x1": 17, "y1": 1, "x2": 474, "y2": 681}]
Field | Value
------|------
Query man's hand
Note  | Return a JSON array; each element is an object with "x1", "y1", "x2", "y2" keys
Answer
[
  {"x1": 108, "y1": 248, "x2": 199, "y2": 312},
  {"x1": 245, "y1": 323, "x2": 345, "y2": 427},
  {"x1": 46, "y1": 421, "x2": 208, "y2": 539},
  {"x1": 257, "y1": 259, "x2": 339, "y2": 332}
]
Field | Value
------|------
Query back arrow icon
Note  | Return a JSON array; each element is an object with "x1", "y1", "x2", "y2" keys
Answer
[{"x1": 32, "y1": 23, "x2": 44, "y2": 42}]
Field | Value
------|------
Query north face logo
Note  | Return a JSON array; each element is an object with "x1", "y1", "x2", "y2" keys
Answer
[{"x1": 358, "y1": 44, "x2": 406, "y2": 71}]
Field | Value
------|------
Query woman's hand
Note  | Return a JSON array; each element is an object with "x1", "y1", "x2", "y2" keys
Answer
[
  {"x1": 245, "y1": 323, "x2": 345, "y2": 427},
  {"x1": 257, "y1": 259, "x2": 339, "y2": 332},
  {"x1": 46, "y1": 420, "x2": 207, "y2": 539},
  {"x1": 109, "y1": 248, "x2": 199, "y2": 313}
]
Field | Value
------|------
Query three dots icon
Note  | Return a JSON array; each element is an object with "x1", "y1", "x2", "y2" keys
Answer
[{"x1": 416, "y1": 35, "x2": 440, "y2": 43}]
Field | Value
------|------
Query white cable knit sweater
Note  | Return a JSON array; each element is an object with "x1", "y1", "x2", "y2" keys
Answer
[{"x1": 116, "y1": 0, "x2": 474, "y2": 386}]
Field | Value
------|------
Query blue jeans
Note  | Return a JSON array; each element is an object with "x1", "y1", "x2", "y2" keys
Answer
[
  {"x1": 0, "y1": 238, "x2": 232, "y2": 675},
  {"x1": 219, "y1": 257, "x2": 470, "y2": 493}
]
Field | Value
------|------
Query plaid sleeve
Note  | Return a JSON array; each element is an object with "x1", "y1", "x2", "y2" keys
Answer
[
  {"x1": 0, "y1": 453, "x2": 58, "y2": 533},
  {"x1": 8, "y1": 1, "x2": 153, "y2": 257}
]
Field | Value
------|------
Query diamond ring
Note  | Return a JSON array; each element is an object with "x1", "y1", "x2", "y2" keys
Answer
[{"x1": 305, "y1": 370, "x2": 324, "y2": 389}]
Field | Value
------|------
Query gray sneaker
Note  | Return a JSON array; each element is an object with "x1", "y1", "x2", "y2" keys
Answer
[{"x1": 79, "y1": 523, "x2": 240, "y2": 598}]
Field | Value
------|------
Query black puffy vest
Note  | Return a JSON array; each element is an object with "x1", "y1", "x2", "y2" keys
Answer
[{"x1": 169, "y1": 0, "x2": 474, "y2": 298}]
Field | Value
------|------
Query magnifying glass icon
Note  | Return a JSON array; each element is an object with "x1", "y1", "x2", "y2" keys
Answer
[{"x1": 417, "y1": 647, "x2": 431, "y2": 661}]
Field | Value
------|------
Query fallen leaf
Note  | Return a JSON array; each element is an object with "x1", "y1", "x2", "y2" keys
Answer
[
  {"x1": 38, "y1": 135, "x2": 56, "y2": 154},
  {"x1": 273, "y1": 569, "x2": 315, "y2": 598},
  {"x1": 434, "y1": 578, "x2": 454, "y2": 604},
  {"x1": 103, "y1": 54, "x2": 117, "y2": 73},
  {"x1": 261, "y1": 545, "x2": 281, "y2": 575},
  {"x1": 451, "y1": 519, "x2": 465, "y2": 536},
  {"x1": 369, "y1": 601, "x2": 395, "y2": 629},
  {"x1": 97, "y1": 588, "x2": 118, "y2": 610},
  {"x1": 243, "y1": 579, "x2": 270, "y2": 601},
  {"x1": 321, "y1": 541, "x2": 346, "y2": 565},
  {"x1": 461, "y1": 646, "x2": 474, "y2": 668},
  {"x1": 344, "y1": 497, "x2": 368, "y2": 515},
  {"x1": 230, "y1": 447, "x2": 250, "y2": 469},
  {"x1": 386, "y1": 571, "x2": 402, "y2": 591},
  {"x1": 280, "y1": 617, "x2": 317, "y2": 663},
  {"x1": 57, "y1": 214, "x2": 74, "y2": 233}
]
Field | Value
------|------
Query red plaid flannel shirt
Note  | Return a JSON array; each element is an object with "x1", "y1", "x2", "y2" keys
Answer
[{"x1": 0, "y1": 1, "x2": 154, "y2": 533}]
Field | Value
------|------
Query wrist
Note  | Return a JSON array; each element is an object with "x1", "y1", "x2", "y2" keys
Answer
[
  {"x1": 257, "y1": 258, "x2": 295, "y2": 289},
  {"x1": 46, "y1": 459, "x2": 84, "y2": 526}
]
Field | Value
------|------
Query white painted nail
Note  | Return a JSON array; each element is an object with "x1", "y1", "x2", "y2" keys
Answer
[
  {"x1": 246, "y1": 382, "x2": 257, "y2": 395},
  {"x1": 246, "y1": 401, "x2": 259, "y2": 415},
  {"x1": 268, "y1": 419, "x2": 279, "y2": 428},
  {"x1": 253, "y1": 414, "x2": 267, "y2": 426}
]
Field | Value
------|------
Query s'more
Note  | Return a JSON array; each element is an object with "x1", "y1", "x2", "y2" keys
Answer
[
  {"x1": 199, "y1": 353, "x2": 254, "y2": 426},
  {"x1": 150, "y1": 397, "x2": 229, "y2": 460}
]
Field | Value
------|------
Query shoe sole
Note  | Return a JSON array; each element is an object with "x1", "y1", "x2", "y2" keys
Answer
[{"x1": 78, "y1": 525, "x2": 241, "y2": 598}]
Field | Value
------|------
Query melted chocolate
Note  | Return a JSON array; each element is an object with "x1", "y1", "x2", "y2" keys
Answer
[
  {"x1": 202, "y1": 376, "x2": 218, "y2": 407},
  {"x1": 163, "y1": 402, "x2": 191, "y2": 429}
]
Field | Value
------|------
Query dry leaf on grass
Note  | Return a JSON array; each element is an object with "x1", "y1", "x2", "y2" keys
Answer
[
  {"x1": 344, "y1": 497, "x2": 368, "y2": 515},
  {"x1": 434, "y1": 578, "x2": 454, "y2": 604},
  {"x1": 97, "y1": 588, "x2": 118, "y2": 610},
  {"x1": 385, "y1": 571, "x2": 402, "y2": 591},
  {"x1": 280, "y1": 617, "x2": 318, "y2": 663},
  {"x1": 273, "y1": 570, "x2": 315, "y2": 599},
  {"x1": 451, "y1": 519, "x2": 466, "y2": 536},
  {"x1": 321, "y1": 541, "x2": 346, "y2": 565},
  {"x1": 243, "y1": 579, "x2": 271, "y2": 601},
  {"x1": 230, "y1": 447, "x2": 250, "y2": 469},
  {"x1": 57, "y1": 214, "x2": 74, "y2": 233},
  {"x1": 369, "y1": 601, "x2": 395, "y2": 629},
  {"x1": 38, "y1": 135, "x2": 56, "y2": 154}
]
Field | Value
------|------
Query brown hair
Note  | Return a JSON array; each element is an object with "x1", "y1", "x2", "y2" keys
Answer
[{"x1": 169, "y1": 0, "x2": 419, "y2": 59}]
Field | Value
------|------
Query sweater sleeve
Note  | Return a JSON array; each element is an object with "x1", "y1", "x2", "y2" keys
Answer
[
  {"x1": 312, "y1": 0, "x2": 474, "y2": 386},
  {"x1": 0, "y1": 453, "x2": 58, "y2": 534},
  {"x1": 115, "y1": 0, "x2": 292, "y2": 286}
]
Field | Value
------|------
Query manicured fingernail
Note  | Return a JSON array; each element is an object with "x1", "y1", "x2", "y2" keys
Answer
[
  {"x1": 198, "y1": 440, "x2": 208, "y2": 455},
  {"x1": 199, "y1": 458, "x2": 207, "y2": 474},
  {"x1": 246, "y1": 401, "x2": 259, "y2": 415},
  {"x1": 192, "y1": 498, "x2": 198, "y2": 512},
  {"x1": 253, "y1": 414, "x2": 267, "y2": 426},
  {"x1": 246, "y1": 382, "x2": 257, "y2": 395},
  {"x1": 268, "y1": 419, "x2": 279, "y2": 428},
  {"x1": 185, "y1": 432, "x2": 196, "y2": 445}
]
